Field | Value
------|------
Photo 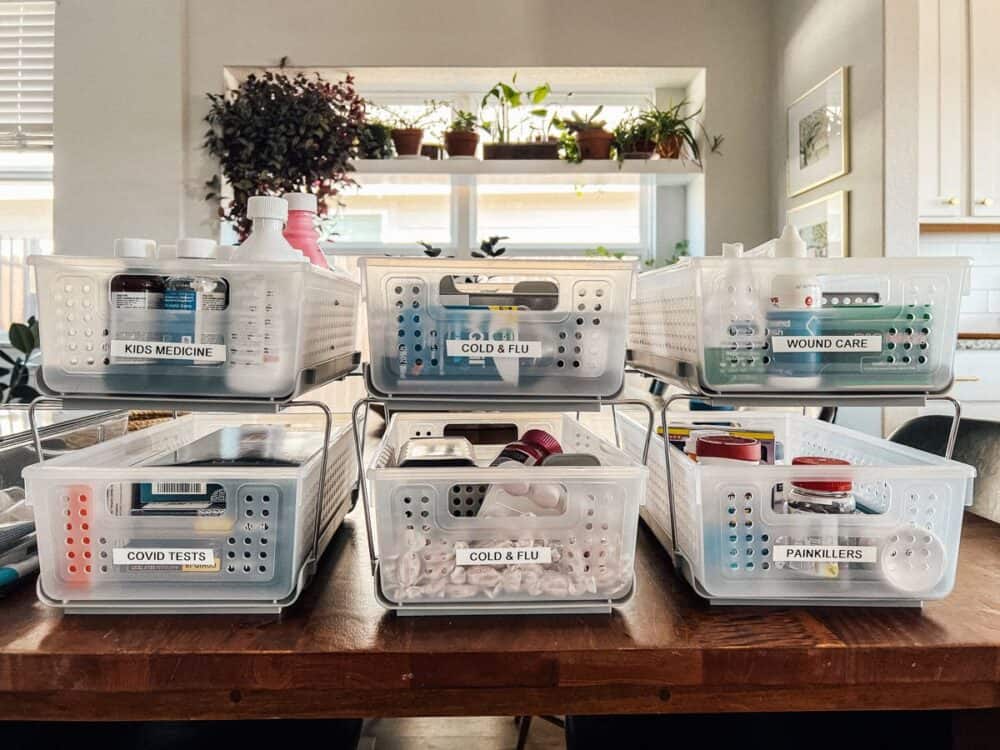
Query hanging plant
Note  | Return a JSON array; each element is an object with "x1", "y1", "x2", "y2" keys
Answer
[{"x1": 203, "y1": 61, "x2": 366, "y2": 240}]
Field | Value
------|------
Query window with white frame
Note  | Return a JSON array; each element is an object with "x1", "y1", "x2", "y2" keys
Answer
[
  {"x1": 326, "y1": 91, "x2": 654, "y2": 256},
  {"x1": 0, "y1": 1, "x2": 54, "y2": 334}
]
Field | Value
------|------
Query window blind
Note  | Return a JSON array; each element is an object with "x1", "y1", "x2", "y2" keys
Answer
[{"x1": 0, "y1": 2, "x2": 53, "y2": 151}]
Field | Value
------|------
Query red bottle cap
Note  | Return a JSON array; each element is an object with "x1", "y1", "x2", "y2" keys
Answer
[
  {"x1": 695, "y1": 435, "x2": 761, "y2": 462},
  {"x1": 792, "y1": 456, "x2": 853, "y2": 492},
  {"x1": 519, "y1": 429, "x2": 563, "y2": 457}
]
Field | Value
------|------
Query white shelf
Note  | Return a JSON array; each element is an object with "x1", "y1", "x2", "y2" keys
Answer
[{"x1": 349, "y1": 158, "x2": 702, "y2": 185}]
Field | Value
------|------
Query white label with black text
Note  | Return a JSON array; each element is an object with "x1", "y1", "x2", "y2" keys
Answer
[
  {"x1": 110, "y1": 340, "x2": 227, "y2": 363},
  {"x1": 112, "y1": 547, "x2": 216, "y2": 566},
  {"x1": 771, "y1": 335, "x2": 882, "y2": 353},
  {"x1": 772, "y1": 545, "x2": 877, "y2": 564},
  {"x1": 446, "y1": 339, "x2": 542, "y2": 358},
  {"x1": 455, "y1": 546, "x2": 552, "y2": 566}
]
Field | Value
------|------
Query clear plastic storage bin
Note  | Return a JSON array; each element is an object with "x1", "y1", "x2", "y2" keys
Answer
[
  {"x1": 30, "y1": 255, "x2": 361, "y2": 400},
  {"x1": 361, "y1": 257, "x2": 634, "y2": 398},
  {"x1": 366, "y1": 412, "x2": 647, "y2": 614},
  {"x1": 629, "y1": 257, "x2": 971, "y2": 394},
  {"x1": 23, "y1": 412, "x2": 357, "y2": 613},
  {"x1": 619, "y1": 412, "x2": 975, "y2": 605}
]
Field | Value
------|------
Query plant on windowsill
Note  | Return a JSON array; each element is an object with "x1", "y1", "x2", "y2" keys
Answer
[
  {"x1": 480, "y1": 75, "x2": 562, "y2": 160},
  {"x1": 585, "y1": 245, "x2": 626, "y2": 260},
  {"x1": 370, "y1": 101, "x2": 443, "y2": 157},
  {"x1": 203, "y1": 61, "x2": 365, "y2": 240},
  {"x1": 444, "y1": 109, "x2": 481, "y2": 158},
  {"x1": 612, "y1": 115, "x2": 658, "y2": 161},
  {"x1": 473, "y1": 236, "x2": 509, "y2": 258},
  {"x1": 639, "y1": 100, "x2": 703, "y2": 164},
  {"x1": 555, "y1": 106, "x2": 614, "y2": 163},
  {"x1": 357, "y1": 120, "x2": 395, "y2": 159},
  {"x1": 1, "y1": 318, "x2": 40, "y2": 404},
  {"x1": 643, "y1": 239, "x2": 690, "y2": 269}
]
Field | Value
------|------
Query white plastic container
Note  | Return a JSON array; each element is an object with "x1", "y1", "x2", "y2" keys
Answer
[
  {"x1": 30, "y1": 255, "x2": 360, "y2": 400},
  {"x1": 23, "y1": 412, "x2": 357, "y2": 613},
  {"x1": 361, "y1": 257, "x2": 635, "y2": 398},
  {"x1": 366, "y1": 412, "x2": 647, "y2": 614},
  {"x1": 629, "y1": 256, "x2": 971, "y2": 394},
  {"x1": 619, "y1": 412, "x2": 976, "y2": 605}
]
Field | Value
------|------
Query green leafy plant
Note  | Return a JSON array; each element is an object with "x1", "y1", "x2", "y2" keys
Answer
[
  {"x1": 555, "y1": 106, "x2": 607, "y2": 134},
  {"x1": 644, "y1": 239, "x2": 691, "y2": 268},
  {"x1": 480, "y1": 74, "x2": 553, "y2": 144},
  {"x1": 417, "y1": 241, "x2": 443, "y2": 257},
  {"x1": 612, "y1": 115, "x2": 658, "y2": 160},
  {"x1": 1, "y1": 317, "x2": 39, "y2": 403},
  {"x1": 371, "y1": 100, "x2": 445, "y2": 130},
  {"x1": 448, "y1": 109, "x2": 478, "y2": 133},
  {"x1": 203, "y1": 63, "x2": 365, "y2": 240},
  {"x1": 639, "y1": 99, "x2": 703, "y2": 164},
  {"x1": 357, "y1": 120, "x2": 395, "y2": 159},
  {"x1": 473, "y1": 235, "x2": 509, "y2": 258},
  {"x1": 707, "y1": 132, "x2": 725, "y2": 155},
  {"x1": 585, "y1": 245, "x2": 626, "y2": 260}
]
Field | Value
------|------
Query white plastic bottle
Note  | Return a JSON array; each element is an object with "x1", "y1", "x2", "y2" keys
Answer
[
  {"x1": 110, "y1": 238, "x2": 161, "y2": 365},
  {"x1": 164, "y1": 238, "x2": 228, "y2": 366},
  {"x1": 227, "y1": 197, "x2": 304, "y2": 395}
]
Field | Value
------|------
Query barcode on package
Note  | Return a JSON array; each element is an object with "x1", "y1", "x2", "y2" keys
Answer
[{"x1": 151, "y1": 482, "x2": 207, "y2": 495}]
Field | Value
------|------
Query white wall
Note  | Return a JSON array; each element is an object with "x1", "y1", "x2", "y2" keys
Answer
[
  {"x1": 54, "y1": 0, "x2": 185, "y2": 254},
  {"x1": 55, "y1": 0, "x2": 776, "y2": 256},
  {"x1": 769, "y1": 0, "x2": 885, "y2": 257}
]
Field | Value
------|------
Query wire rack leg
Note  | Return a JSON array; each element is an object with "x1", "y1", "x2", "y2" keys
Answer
[
  {"x1": 659, "y1": 393, "x2": 700, "y2": 556},
  {"x1": 926, "y1": 395, "x2": 962, "y2": 460},
  {"x1": 352, "y1": 396, "x2": 378, "y2": 574},
  {"x1": 27, "y1": 396, "x2": 63, "y2": 463},
  {"x1": 288, "y1": 400, "x2": 333, "y2": 569}
]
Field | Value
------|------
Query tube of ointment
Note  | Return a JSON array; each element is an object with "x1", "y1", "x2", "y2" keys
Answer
[{"x1": 0, "y1": 554, "x2": 39, "y2": 589}]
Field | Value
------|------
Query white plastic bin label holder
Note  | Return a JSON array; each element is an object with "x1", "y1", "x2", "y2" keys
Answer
[
  {"x1": 24, "y1": 392, "x2": 357, "y2": 614},
  {"x1": 350, "y1": 386, "x2": 657, "y2": 616}
]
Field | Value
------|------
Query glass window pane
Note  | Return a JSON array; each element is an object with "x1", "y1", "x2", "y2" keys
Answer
[
  {"x1": 324, "y1": 174, "x2": 452, "y2": 246},
  {"x1": 0, "y1": 182, "x2": 52, "y2": 330},
  {"x1": 475, "y1": 174, "x2": 642, "y2": 246}
]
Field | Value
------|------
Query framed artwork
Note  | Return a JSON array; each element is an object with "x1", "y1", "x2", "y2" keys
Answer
[
  {"x1": 787, "y1": 67, "x2": 849, "y2": 197},
  {"x1": 786, "y1": 190, "x2": 849, "y2": 258}
]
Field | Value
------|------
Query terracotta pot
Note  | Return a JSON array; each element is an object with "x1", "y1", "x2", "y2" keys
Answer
[
  {"x1": 483, "y1": 141, "x2": 560, "y2": 160},
  {"x1": 575, "y1": 128, "x2": 614, "y2": 160},
  {"x1": 390, "y1": 128, "x2": 423, "y2": 156},
  {"x1": 444, "y1": 130, "x2": 480, "y2": 158},
  {"x1": 656, "y1": 133, "x2": 684, "y2": 159}
]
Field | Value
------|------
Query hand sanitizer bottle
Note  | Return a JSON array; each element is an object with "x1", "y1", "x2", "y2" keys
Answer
[
  {"x1": 282, "y1": 192, "x2": 329, "y2": 268},
  {"x1": 227, "y1": 196, "x2": 304, "y2": 395}
]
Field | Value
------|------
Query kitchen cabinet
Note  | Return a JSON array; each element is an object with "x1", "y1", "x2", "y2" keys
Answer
[
  {"x1": 918, "y1": 0, "x2": 1000, "y2": 221},
  {"x1": 970, "y1": 0, "x2": 1000, "y2": 218},
  {"x1": 918, "y1": 0, "x2": 965, "y2": 218}
]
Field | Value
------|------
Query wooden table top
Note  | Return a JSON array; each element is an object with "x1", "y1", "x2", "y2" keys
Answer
[{"x1": 0, "y1": 513, "x2": 997, "y2": 721}]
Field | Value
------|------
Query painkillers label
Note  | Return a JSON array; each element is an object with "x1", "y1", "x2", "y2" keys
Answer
[
  {"x1": 771, "y1": 335, "x2": 883, "y2": 353},
  {"x1": 110, "y1": 340, "x2": 228, "y2": 363},
  {"x1": 772, "y1": 545, "x2": 877, "y2": 564},
  {"x1": 112, "y1": 547, "x2": 216, "y2": 566},
  {"x1": 455, "y1": 546, "x2": 552, "y2": 566},
  {"x1": 446, "y1": 339, "x2": 542, "y2": 358}
]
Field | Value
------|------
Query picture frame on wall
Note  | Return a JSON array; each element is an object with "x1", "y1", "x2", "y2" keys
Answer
[
  {"x1": 787, "y1": 66, "x2": 849, "y2": 197},
  {"x1": 786, "y1": 190, "x2": 849, "y2": 258}
]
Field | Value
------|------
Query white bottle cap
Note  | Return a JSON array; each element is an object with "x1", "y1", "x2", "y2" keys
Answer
[
  {"x1": 176, "y1": 237, "x2": 218, "y2": 259},
  {"x1": 775, "y1": 224, "x2": 807, "y2": 258},
  {"x1": 282, "y1": 192, "x2": 317, "y2": 213},
  {"x1": 722, "y1": 242, "x2": 744, "y2": 258},
  {"x1": 114, "y1": 238, "x2": 156, "y2": 258},
  {"x1": 247, "y1": 195, "x2": 288, "y2": 223},
  {"x1": 157, "y1": 244, "x2": 177, "y2": 260}
]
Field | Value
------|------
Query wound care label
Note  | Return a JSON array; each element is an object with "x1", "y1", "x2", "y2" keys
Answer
[
  {"x1": 456, "y1": 546, "x2": 553, "y2": 566},
  {"x1": 110, "y1": 340, "x2": 227, "y2": 363},
  {"x1": 112, "y1": 547, "x2": 216, "y2": 567},
  {"x1": 446, "y1": 339, "x2": 542, "y2": 358},
  {"x1": 772, "y1": 544, "x2": 877, "y2": 564},
  {"x1": 771, "y1": 335, "x2": 882, "y2": 353}
]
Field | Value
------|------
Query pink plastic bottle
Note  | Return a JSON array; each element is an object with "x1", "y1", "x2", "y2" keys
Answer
[{"x1": 282, "y1": 192, "x2": 329, "y2": 268}]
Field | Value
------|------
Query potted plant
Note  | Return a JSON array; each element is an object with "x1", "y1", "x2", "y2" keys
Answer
[
  {"x1": 370, "y1": 102, "x2": 441, "y2": 157},
  {"x1": 357, "y1": 120, "x2": 395, "y2": 159},
  {"x1": 1, "y1": 317, "x2": 40, "y2": 404},
  {"x1": 641, "y1": 100, "x2": 702, "y2": 163},
  {"x1": 480, "y1": 75, "x2": 560, "y2": 159},
  {"x1": 556, "y1": 106, "x2": 614, "y2": 161},
  {"x1": 444, "y1": 109, "x2": 480, "y2": 158},
  {"x1": 613, "y1": 115, "x2": 658, "y2": 160},
  {"x1": 203, "y1": 65, "x2": 365, "y2": 240}
]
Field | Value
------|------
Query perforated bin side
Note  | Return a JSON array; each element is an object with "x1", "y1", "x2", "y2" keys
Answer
[
  {"x1": 619, "y1": 414, "x2": 702, "y2": 570},
  {"x1": 368, "y1": 412, "x2": 646, "y2": 607},
  {"x1": 629, "y1": 263, "x2": 701, "y2": 369},
  {"x1": 301, "y1": 268, "x2": 361, "y2": 369}
]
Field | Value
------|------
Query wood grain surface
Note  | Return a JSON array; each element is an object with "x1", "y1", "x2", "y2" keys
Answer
[{"x1": 0, "y1": 513, "x2": 997, "y2": 721}]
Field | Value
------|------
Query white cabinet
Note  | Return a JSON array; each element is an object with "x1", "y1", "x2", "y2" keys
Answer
[
  {"x1": 970, "y1": 0, "x2": 1000, "y2": 217},
  {"x1": 918, "y1": 0, "x2": 965, "y2": 218},
  {"x1": 918, "y1": 0, "x2": 1000, "y2": 221}
]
